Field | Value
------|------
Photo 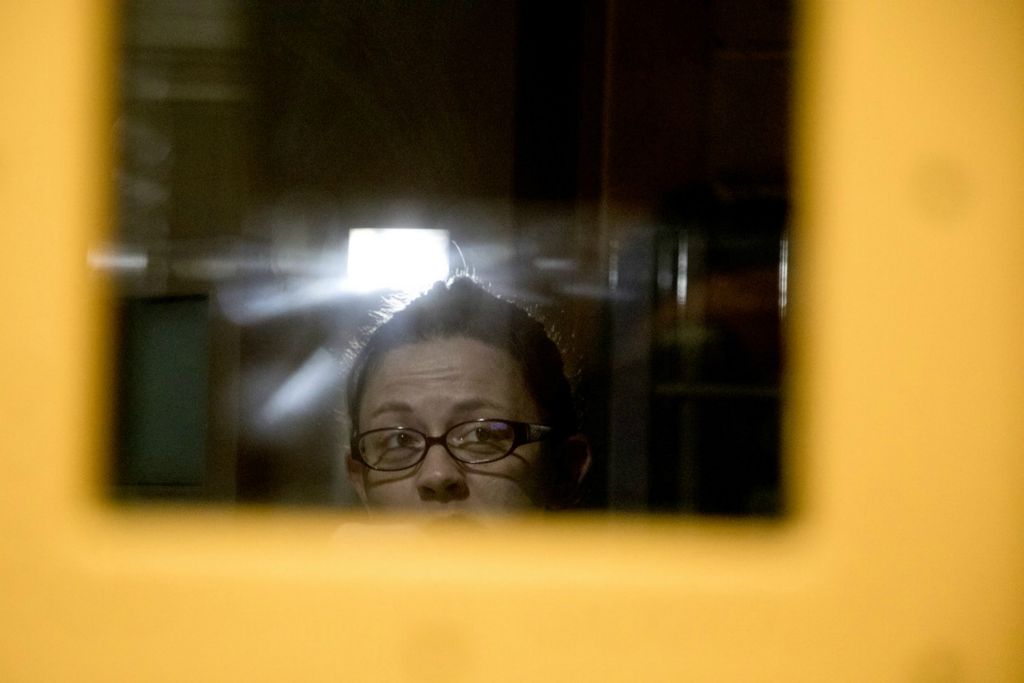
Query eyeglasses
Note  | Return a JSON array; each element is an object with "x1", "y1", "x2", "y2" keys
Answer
[{"x1": 351, "y1": 419, "x2": 554, "y2": 472}]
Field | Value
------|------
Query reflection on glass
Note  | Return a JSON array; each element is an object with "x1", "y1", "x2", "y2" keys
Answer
[
  {"x1": 344, "y1": 280, "x2": 590, "y2": 513},
  {"x1": 105, "y1": 0, "x2": 791, "y2": 515},
  {"x1": 346, "y1": 228, "x2": 450, "y2": 294}
]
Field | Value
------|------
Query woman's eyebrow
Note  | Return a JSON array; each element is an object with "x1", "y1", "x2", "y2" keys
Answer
[
  {"x1": 368, "y1": 401, "x2": 414, "y2": 419},
  {"x1": 449, "y1": 398, "x2": 509, "y2": 414}
]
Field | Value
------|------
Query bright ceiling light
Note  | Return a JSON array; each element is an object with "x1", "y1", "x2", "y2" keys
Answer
[{"x1": 347, "y1": 228, "x2": 450, "y2": 293}]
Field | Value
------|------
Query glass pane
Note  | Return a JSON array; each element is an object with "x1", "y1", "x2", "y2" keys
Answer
[{"x1": 103, "y1": 0, "x2": 791, "y2": 515}]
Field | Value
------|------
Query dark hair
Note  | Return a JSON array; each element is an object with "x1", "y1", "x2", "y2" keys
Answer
[
  {"x1": 346, "y1": 277, "x2": 578, "y2": 437},
  {"x1": 345, "y1": 277, "x2": 586, "y2": 506}
]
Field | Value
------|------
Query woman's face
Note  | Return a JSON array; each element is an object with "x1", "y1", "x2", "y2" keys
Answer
[{"x1": 347, "y1": 336, "x2": 549, "y2": 514}]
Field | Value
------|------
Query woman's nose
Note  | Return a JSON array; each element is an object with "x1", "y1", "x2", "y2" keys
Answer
[{"x1": 414, "y1": 443, "x2": 469, "y2": 502}]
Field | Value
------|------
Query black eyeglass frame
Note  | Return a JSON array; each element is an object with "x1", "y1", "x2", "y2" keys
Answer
[{"x1": 350, "y1": 418, "x2": 555, "y2": 472}]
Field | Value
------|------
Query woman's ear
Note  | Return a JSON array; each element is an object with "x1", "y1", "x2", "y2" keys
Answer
[
  {"x1": 345, "y1": 448, "x2": 370, "y2": 508},
  {"x1": 565, "y1": 434, "x2": 592, "y2": 488},
  {"x1": 548, "y1": 434, "x2": 592, "y2": 509}
]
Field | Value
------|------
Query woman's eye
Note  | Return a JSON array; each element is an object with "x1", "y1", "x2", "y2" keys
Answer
[
  {"x1": 460, "y1": 425, "x2": 499, "y2": 442},
  {"x1": 455, "y1": 423, "x2": 512, "y2": 448},
  {"x1": 472, "y1": 427, "x2": 494, "y2": 441},
  {"x1": 382, "y1": 431, "x2": 416, "y2": 449}
]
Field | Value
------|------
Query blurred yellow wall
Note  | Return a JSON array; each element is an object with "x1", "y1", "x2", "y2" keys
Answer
[{"x1": 1, "y1": 1, "x2": 1022, "y2": 681}]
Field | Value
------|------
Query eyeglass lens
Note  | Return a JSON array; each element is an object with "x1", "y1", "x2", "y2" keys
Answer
[{"x1": 358, "y1": 420, "x2": 518, "y2": 470}]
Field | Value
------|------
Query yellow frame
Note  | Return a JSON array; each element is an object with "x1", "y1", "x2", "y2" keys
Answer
[{"x1": 2, "y1": 2, "x2": 1023, "y2": 680}]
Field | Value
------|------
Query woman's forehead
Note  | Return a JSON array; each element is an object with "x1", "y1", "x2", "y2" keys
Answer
[
  {"x1": 359, "y1": 336, "x2": 535, "y2": 414},
  {"x1": 378, "y1": 336, "x2": 516, "y2": 371}
]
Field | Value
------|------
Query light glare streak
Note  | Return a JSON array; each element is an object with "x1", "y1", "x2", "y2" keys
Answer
[{"x1": 260, "y1": 348, "x2": 339, "y2": 426}]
